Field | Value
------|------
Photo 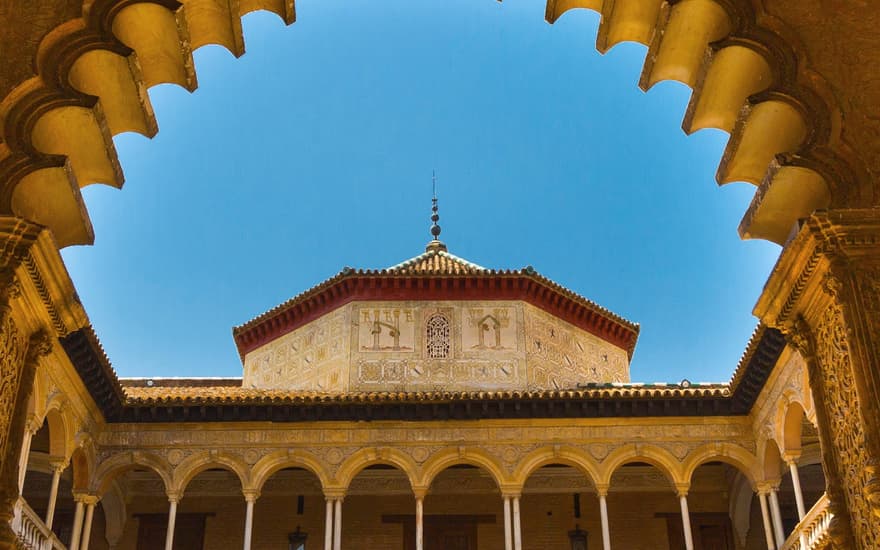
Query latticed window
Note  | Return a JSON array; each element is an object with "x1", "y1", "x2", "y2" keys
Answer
[{"x1": 426, "y1": 314, "x2": 451, "y2": 358}]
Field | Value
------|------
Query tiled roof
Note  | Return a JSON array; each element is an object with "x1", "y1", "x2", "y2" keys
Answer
[
  {"x1": 385, "y1": 247, "x2": 489, "y2": 275},
  {"x1": 122, "y1": 384, "x2": 731, "y2": 405},
  {"x1": 232, "y1": 244, "x2": 640, "y2": 357}
]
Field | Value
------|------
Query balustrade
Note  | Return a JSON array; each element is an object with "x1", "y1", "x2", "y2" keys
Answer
[
  {"x1": 780, "y1": 493, "x2": 832, "y2": 550},
  {"x1": 11, "y1": 497, "x2": 66, "y2": 550}
]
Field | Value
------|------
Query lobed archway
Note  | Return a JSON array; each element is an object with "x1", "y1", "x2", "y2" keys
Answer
[{"x1": 0, "y1": 0, "x2": 861, "y2": 249}]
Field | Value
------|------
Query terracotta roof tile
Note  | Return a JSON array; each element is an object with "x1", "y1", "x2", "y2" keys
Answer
[{"x1": 123, "y1": 384, "x2": 731, "y2": 405}]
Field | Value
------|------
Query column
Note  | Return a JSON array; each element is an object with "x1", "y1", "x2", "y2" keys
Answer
[
  {"x1": 69, "y1": 495, "x2": 86, "y2": 550},
  {"x1": 785, "y1": 456, "x2": 806, "y2": 520},
  {"x1": 17, "y1": 416, "x2": 39, "y2": 491},
  {"x1": 80, "y1": 496, "x2": 98, "y2": 550},
  {"x1": 512, "y1": 495, "x2": 522, "y2": 550},
  {"x1": 768, "y1": 487, "x2": 785, "y2": 547},
  {"x1": 164, "y1": 494, "x2": 179, "y2": 550},
  {"x1": 44, "y1": 460, "x2": 65, "y2": 529},
  {"x1": 597, "y1": 486, "x2": 611, "y2": 550},
  {"x1": 415, "y1": 495, "x2": 424, "y2": 550},
  {"x1": 757, "y1": 488, "x2": 775, "y2": 550},
  {"x1": 503, "y1": 496, "x2": 512, "y2": 550},
  {"x1": 677, "y1": 487, "x2": 694, "y2": 550},
  {"x1": 332, "y1": 498, "x2": 342, "y2": 550},
  {"x1": 242, "y1": 491, "x2": 258, "y2": 550},
  {"x1": 324, "y1": 498, "x2": 333, "y2": 550}
]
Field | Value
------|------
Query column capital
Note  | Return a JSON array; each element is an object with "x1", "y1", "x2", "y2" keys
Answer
[
  {"x1": 25, "y1": 413, "x2": 41, "y2": 435},
  {"x1": 323, "y1": 489, "x2": 346, "y2": 500},
  {"x1": 411, "y1": 486, "x2": 429, "y2": 500},
  {"x1": 73, "y1": 492, "x2": 99, "y2": 506},
  {"x1": 500, "y1": 484, "x2": 522, "y2": 499},
  {"x1": 47, "y1": 457, "x2": 67, "y2": 472},
  {"x1": 594, "y1": 483, "x2": 610, "y2": 497},
  {"x1": 166, "y1": 491, "x2": 182, "y2": 504},
  {"x1": 755, "y1": 481, "x2": 775, "y2": 495},
  {"x1": 674, "y1": 483, "x2": 690, "y2": 498},
  {"x1": 782, "y1": 451, "x2": 802, "y2": 465},
  {"x1": 242, "y1": 489, "x2": 260, "y2": 503}
]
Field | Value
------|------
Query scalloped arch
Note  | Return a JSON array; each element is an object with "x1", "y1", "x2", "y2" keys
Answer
[{"x1": 0, "y1": 0, "x2": 857, "y2": 248}]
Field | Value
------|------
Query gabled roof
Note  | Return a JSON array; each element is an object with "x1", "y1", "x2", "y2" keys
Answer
[{"x1": 232, "y1": 241, "x2": 640, "y2": 359}]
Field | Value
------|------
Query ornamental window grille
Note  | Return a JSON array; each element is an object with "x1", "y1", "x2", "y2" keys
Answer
[{"x1": 426, "y1": 314, "x2": 451, "y2": 358}]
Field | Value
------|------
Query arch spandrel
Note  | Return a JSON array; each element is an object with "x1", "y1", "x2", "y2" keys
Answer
[
  {"x1": 333, "y1": 447, "x2": 420, "y2": 491},
  {"x1": 172, "y1": 451, "x2": 250, "y2": 496},
  {"x1": 680, "y1": 443, "x2": 761, "y2": 489},
  {"x1": 598, "y1": 444, "x2": 683, "y2": 488},
  {"x1": 417, "y1": 447, "x2": 509, "y2": 490},
  {"x1": 250, "y1": 449, "x2": 332, "y2": 493},
  {"x1": 92, "y1": 450, "x2": 174, "y2": 497},
  {"x1": 512, "y1": 446, "x2": 601, "y2": 489}
]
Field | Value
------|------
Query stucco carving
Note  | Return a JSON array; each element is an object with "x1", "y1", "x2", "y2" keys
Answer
[
  {"x1": 244, "y1": 300, "x2": 629, "y2": 392},
  {"x1": 815, "y1": 303, "x2": 880, "y2": 547}
]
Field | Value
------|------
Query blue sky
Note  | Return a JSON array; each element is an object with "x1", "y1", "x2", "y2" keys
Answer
[{"x1": 61, "y1": 0, "x2": 780, "y2": 383}]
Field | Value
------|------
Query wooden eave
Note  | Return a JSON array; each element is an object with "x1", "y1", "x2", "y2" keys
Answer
[
  {"x1": 60, "y1": 325, "x2": 785, "y2": 424},
  {"x1": 232, "y1": 272, "x2": 641, "y2": 360}
]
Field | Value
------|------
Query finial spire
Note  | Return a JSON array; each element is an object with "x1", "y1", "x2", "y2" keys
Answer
[{"x1": 427, "y1": 170, "x2": 447, "y2": 252}]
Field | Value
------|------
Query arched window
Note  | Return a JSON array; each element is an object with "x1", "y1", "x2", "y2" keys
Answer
[{"x1": 426, "y1": 314, "x2": 451, "y2": 358}]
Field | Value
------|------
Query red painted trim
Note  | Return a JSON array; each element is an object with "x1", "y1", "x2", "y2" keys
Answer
[{"x1": 234, "y1": 276, "x2": 638, "y2": 358}]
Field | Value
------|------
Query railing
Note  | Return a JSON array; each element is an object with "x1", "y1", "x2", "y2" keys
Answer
[
  {"x1": 10, "y1": 497, "x2": 66, "y2": 550},
  {"x1": 780, "y1": 492, "x2": 832, "y2": 550}
]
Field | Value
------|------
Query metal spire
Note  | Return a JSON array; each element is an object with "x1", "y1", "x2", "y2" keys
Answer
[{"x1": 427, "y1": 170, "x2": 446, "y2": 252}]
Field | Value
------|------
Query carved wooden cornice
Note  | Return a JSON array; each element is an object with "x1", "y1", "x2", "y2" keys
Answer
[{"x1": 59, "y1": 323, "x2": 785, "y2": 424}]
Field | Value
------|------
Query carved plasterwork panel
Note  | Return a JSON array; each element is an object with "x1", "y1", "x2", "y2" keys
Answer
[
  {"x1": 243, "y1": 308, "x2": 350, "y2": 391},
  {"x1": 815, "y1": 303, "x2": 880, "y2": 547},
  {"x1": 0, "y1": 313, "x2": 25, "y2": 470},
  {"x1": 350, "y1": 301, "x2": 527, "y2": 392},
  {"x1": 524, "y1": 304, "x2": 629, "y2": 387}
]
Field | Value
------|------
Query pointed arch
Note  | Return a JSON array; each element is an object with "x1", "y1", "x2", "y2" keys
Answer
[
  {"x1": 172, "y1": 451, "x2": 250, "y2": 496},
  {"x1": 250, "y1": 449, "x2": 332, "y2": 493},
  {"x1": 334, "y1": 447, "x2": 419, "y2": 491},
  {"x1": 598, "y1": 444, "x2": 682, "y2": 487},
  {"x1": 512, "y1": 446, "x2": 601, "y2": 489}
]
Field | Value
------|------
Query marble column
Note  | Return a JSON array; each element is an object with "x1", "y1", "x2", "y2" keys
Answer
[
  {"x1": 512, "y1": 495, "x2": 522, "y2": 550},
  {"x1": 333, "y1": 498, "x2": 342, "y2": 550},
  {"x1": 415, "y1": 495, "x2": 424, "y2": 550},
  {"x1": 768, "y1": 487, "x2": 785, "y2": 547},
  {"x1": 164, "y1": 494, "x2": 179, "y2": 550},
  {"x1": 503, "y1": 496, "x2": 512, "y2": 550},
  {"x1": 785, "y1": 456, "x2": 806, "y2": 520},
  {"x1": 677, "y1": 488, "x2": 694, "y2": 550},
  {"x1": 757, "y1": 488, "x2": 776, "y2": 550},
  {"x1": 44, "y1": 460, "x2": 65, "y2": 530},
  {"x1": 80, "y1": 496, "x2": 98, "y2": 550},
  {"x1": 68, "y1": 495, "x2": 86, "y2": 550},
  {"x1": 16, "y1": 417, "x2": 38, "y2": 492},
  {"x1": 324, "y1": 498, "x2": 333, "y2": 550},
  {"x1": 597, "y1": 486, "x2": 611, "y2": 550},
  {"x1": 242, "y1": 491, "x2": 258, "y2": 550}
]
